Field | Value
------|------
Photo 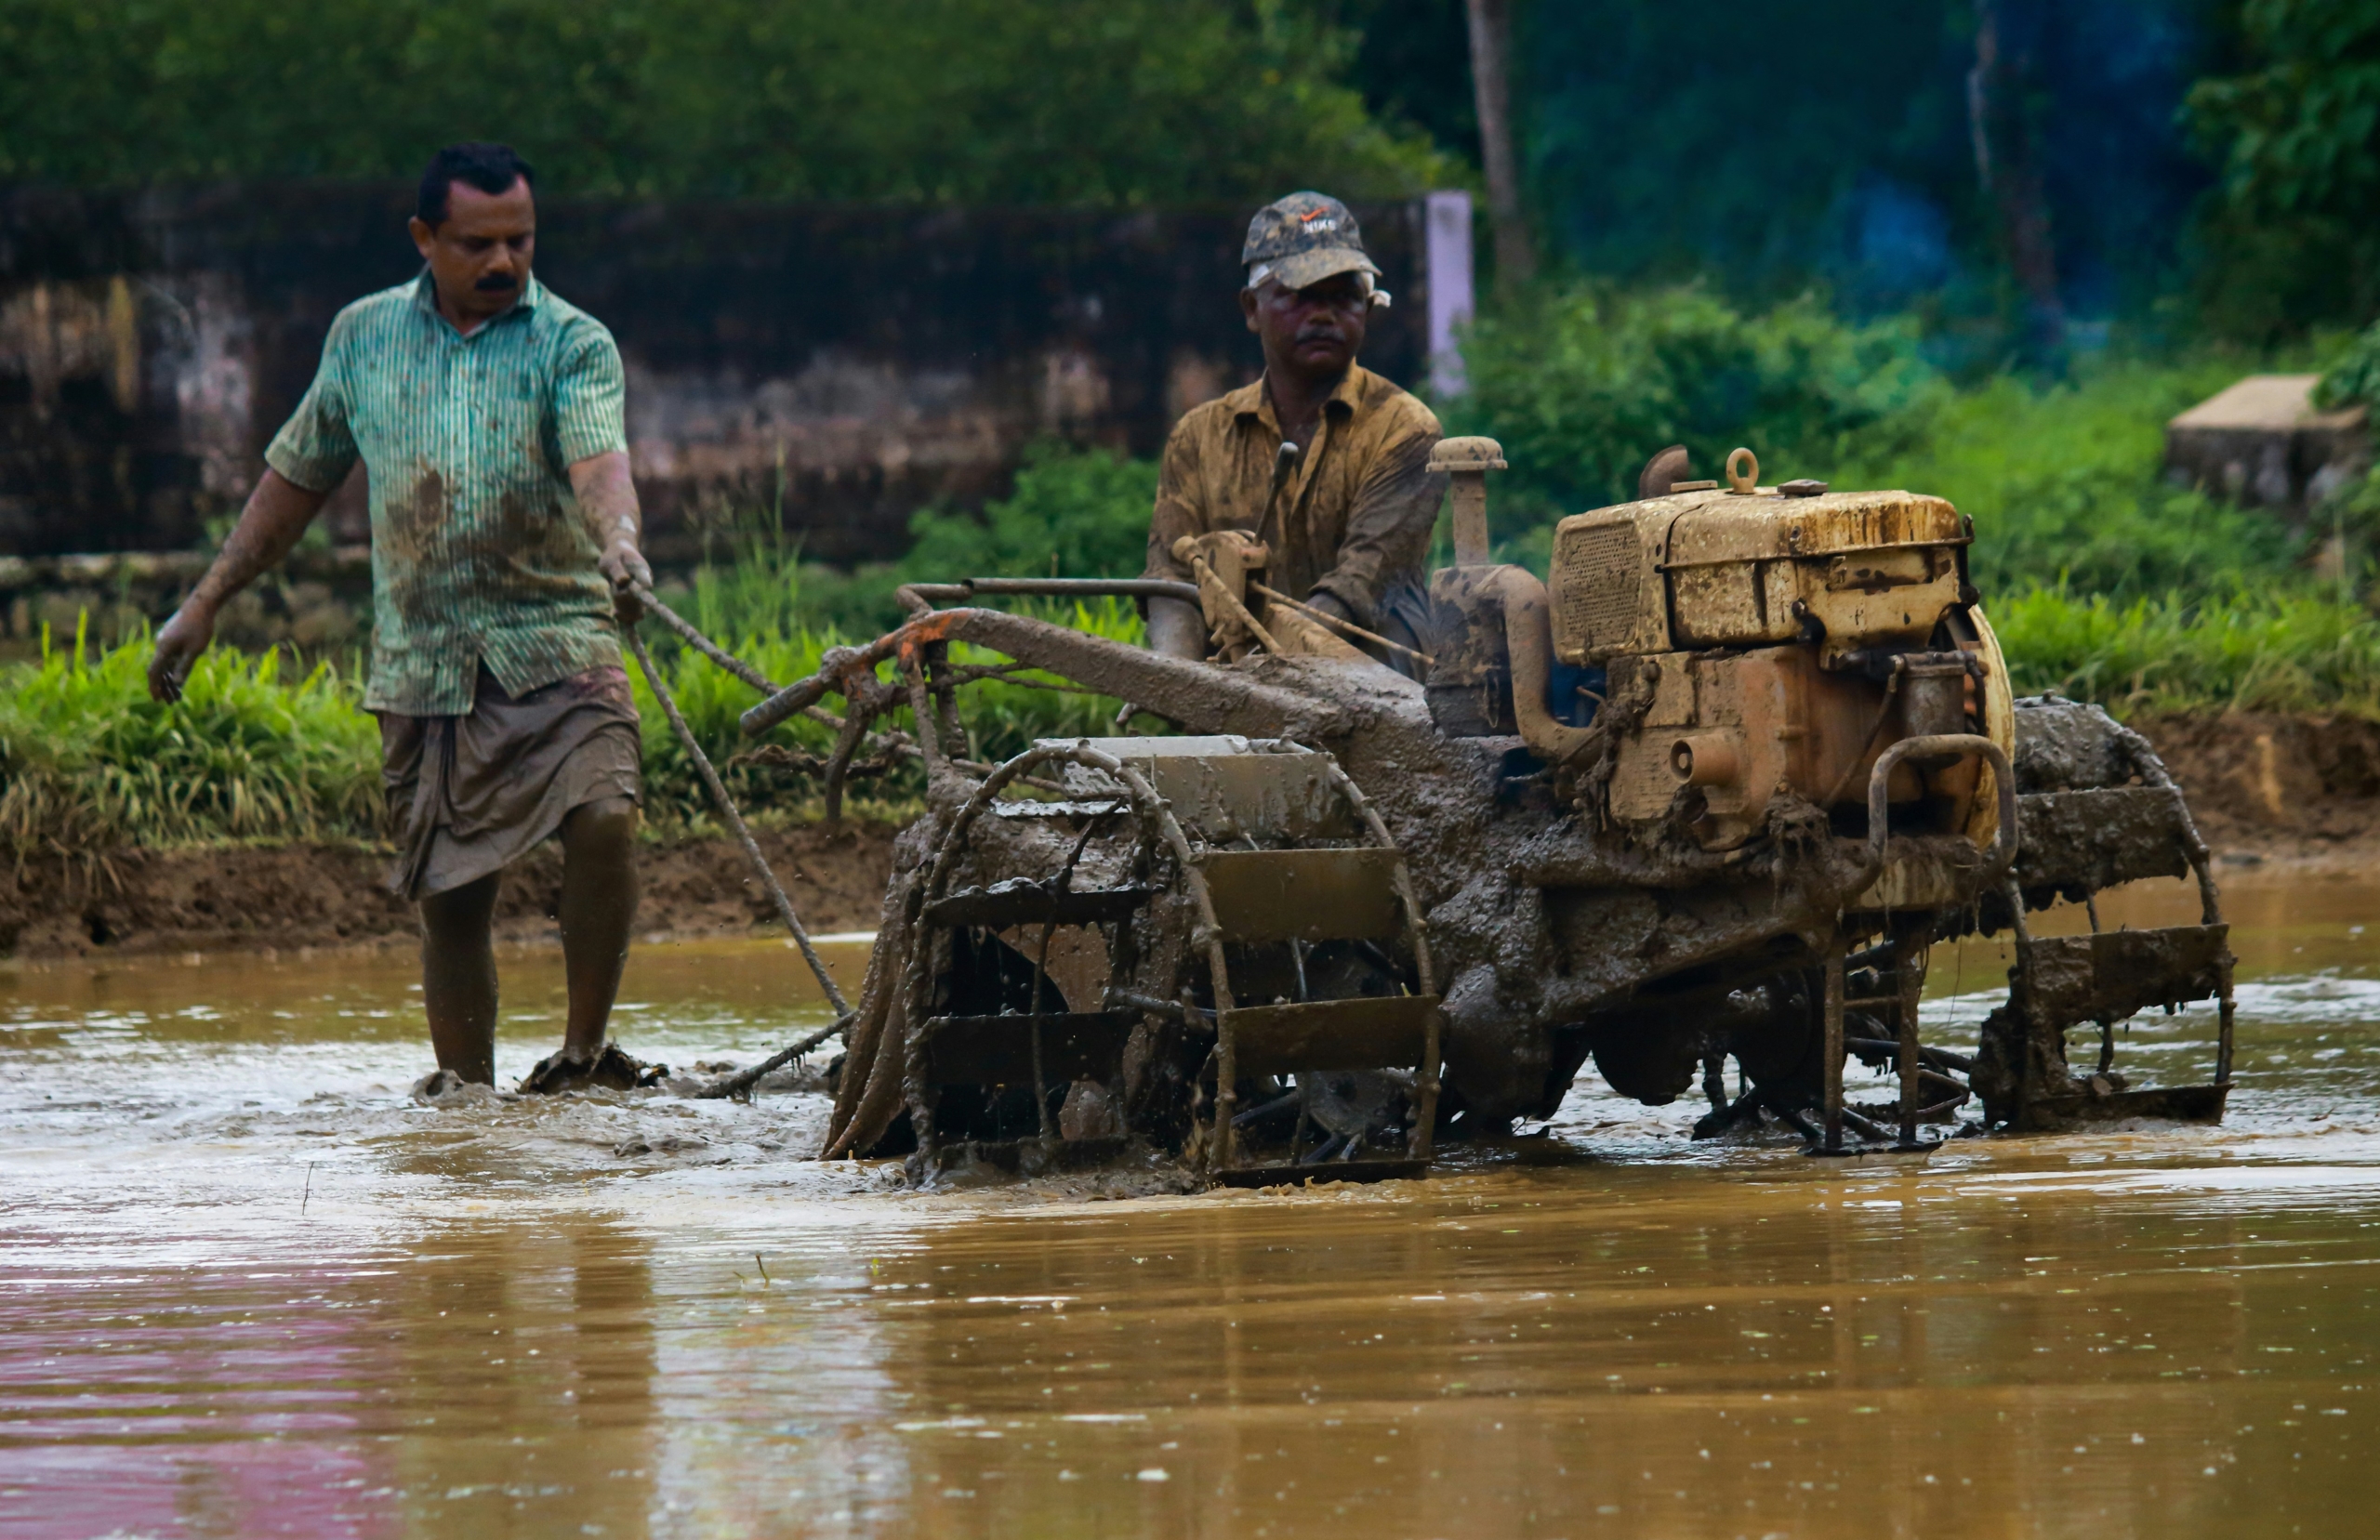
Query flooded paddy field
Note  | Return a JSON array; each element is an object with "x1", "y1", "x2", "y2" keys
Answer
[{"x1": 3, "y1": 872, "x2": 2377, "y2": 1538}]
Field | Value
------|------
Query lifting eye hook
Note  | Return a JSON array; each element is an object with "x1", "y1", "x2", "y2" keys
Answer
[{"x1": 1726, "y1": 446, "x2": 1760, "y2": 494}]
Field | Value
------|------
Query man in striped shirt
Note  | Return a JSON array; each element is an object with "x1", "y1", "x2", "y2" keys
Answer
[{"x1": 148, "y1": 143, "x2": 654, "y2": 1098}]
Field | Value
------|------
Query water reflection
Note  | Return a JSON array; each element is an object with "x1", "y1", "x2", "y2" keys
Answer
[
  {"x1": 851, "y1": 1169, "x2": 2366, "y2": 1537},
  {"x1": 2, "y1": 1216, "x2": 664, "y2": 1540},
  {"x1": 383, "y1": 1221, "x2": 659, "y2": 1538},
  {"x1": 0, "y1": 874, "x2": 2375, "y2": 1536}
]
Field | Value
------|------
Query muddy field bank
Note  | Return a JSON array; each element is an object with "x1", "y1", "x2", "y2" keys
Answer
[
  {"x1": 2133, "y1": 710, "x2": 2380, "y2": 854},
  {"x1": 0, "y1": 821, "x2": 900, "y2": 960},
  {"x1": 3, "y1": 709, "x2": 2376, "y2": 961}
]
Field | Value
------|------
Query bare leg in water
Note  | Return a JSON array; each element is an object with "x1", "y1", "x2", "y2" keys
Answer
[
  {"x1": 419, "y1": 795, "x2": 641, "y2": 1085},
  {"x1": 420, "y1": 871, "x2": 501, "y2": 1083},
  {"x1": 555, "y1": 795, "x2": 640, "y2": 1060}
]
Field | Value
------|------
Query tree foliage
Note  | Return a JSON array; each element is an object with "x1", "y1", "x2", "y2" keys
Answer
[
  {"x1": 0, "y1": 0, "x2": 1449, "y2": 203},
  {"x1": 2185, "y1": 1, "x2": 2380, "y2": 331},
  {"x1": 2188, "y1": 0, "x2": 2380, "y2": 220}
]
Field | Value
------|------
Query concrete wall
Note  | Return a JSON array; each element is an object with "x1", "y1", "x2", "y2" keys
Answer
[{"x1": 0, "y1": 186, "x2": 1452, "y2": 565}]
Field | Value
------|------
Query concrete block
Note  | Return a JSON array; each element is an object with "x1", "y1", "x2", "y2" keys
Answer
[{"x1": 2164, "y1": 374, "x2": 2369, "y2": 513}]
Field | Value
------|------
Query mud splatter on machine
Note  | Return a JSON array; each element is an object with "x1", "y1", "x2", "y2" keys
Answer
[{"x1": 740, "y1": 441, "x2": 2232, "y2": 1185}]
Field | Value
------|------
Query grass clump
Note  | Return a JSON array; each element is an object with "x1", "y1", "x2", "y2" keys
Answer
[
  {"x1": 0, "y1": 574, "x2": 1148, "y2": 852},
  {"x1": 0, "y1": 619, "x2": 382, "y2": 854},
  {"x1": 1992, "y1": 587, "x2": 2380, "y2": 719}
]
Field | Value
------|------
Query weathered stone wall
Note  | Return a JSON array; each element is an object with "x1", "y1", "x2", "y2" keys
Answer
[{"x1": 0, "y1": 187, "x2": 1439, "y2": 564}]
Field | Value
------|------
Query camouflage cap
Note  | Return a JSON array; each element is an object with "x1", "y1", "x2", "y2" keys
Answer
[{"x1": 1241, "y1": 191, "x2": 1382, "y2": 293}]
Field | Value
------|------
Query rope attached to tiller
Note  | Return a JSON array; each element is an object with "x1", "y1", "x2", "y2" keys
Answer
[{"x1": 622, "y1": 585, "x2": 856, "y2": 1099}]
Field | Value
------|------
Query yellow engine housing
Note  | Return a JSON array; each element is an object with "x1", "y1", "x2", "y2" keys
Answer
[
  {"x1": 1542, "y1": 483, "x2": 2011, "y2": 868},
  {"x1": 1550, "y1": 487, "x2": 1969, "y2": 667}
]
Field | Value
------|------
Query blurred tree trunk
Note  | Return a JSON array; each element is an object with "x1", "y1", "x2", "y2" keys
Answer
[
  {"x1": 1968, "y1": 0, "x2": 2066, "y2": 359},
  {"x1": 1464, "y1": 0, "x2": 1536, "y2": 289}
]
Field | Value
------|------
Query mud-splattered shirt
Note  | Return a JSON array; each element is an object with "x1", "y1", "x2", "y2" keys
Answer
[
  {"x1": 1143, "y1": 365, "x2": 1444, "y2": 634},
  {"x1": 264, "y1": 270, "x2": 628, "y2": 716}
]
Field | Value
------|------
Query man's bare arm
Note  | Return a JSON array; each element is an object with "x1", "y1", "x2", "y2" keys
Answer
[
  {"x1": 570, "y1": 450, "x2": 652, "y2": 622},
  {"x1": 146, "y1": 470, "x2": 331, "y2": 702}
]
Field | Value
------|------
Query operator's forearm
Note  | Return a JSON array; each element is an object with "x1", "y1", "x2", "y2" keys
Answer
[
  {"x1": 188, "y1": 471, "x2": 330, "y2": 612},
  {"x1": 570, "y1": 450, "x2": 641, "y2": 552},
  {"x1": 1316, "y1": 437, "x2": 1443, "y2": 625}
]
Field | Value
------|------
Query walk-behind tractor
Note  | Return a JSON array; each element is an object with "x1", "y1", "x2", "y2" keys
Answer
[{"x1": 732, "y1": 441, "x2": 2235, "y2": 1185}]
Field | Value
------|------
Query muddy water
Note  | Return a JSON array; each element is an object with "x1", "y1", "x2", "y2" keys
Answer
[{"x1": 5, "y1": 874, "x2": 2379, "y2": 1539}]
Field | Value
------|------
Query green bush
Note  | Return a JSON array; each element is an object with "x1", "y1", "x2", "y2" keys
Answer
[
  {"x1": 657, "y1": 444, "x2": 1161, "y2": 644},
  {"x1": 1444, "y1": 283, "x2": 1943, "y2": 530},
  {"x1": 0, "y1": 588, "x2": 1149, "y2": 851},
  {"x1": 2317, "y1": 318, "x2": 2380, "y2": 412},
  {"x1": 903, "y1": 444, "x2": 1157, "y2": 586},
  {"x1": 1448, "y1": 285, "x2": 2308, "y2": 602}
]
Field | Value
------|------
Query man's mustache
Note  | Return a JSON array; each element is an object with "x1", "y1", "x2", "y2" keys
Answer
[{"x1": 474, "y1": 272, "x2": 521, "y2": 292}]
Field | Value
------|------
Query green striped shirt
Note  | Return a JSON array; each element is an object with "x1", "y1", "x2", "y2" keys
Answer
[{"x1": 265, "y1": 270, "x2": 629, "y2": 716}]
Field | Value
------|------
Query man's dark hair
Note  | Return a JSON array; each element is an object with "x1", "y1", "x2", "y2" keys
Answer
[{"x1": 416, "y1": 142, "x2": 536, "y2": 227}]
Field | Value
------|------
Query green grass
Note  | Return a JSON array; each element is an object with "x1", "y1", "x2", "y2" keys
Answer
[
  {"x1": 1448, "y1": 283, "x2": 2332, "y2": 602},
  {"x1": 1818, "y1": 356, "x2": 2314, "y2": 599},
  {"x1": 1438, "y1": 283, "x2": 2380, "y2": 717},
  {"x1": 0, "y1": 588, "x2": 1147, "y2": 853},
  {"x1": 9, "y1": 569, "x2": 2378, "y2": 858},
  {"x1": 1993, "y1": 586, "x2": 2380, "y2": 718},
  {"x1": 0, "y1": 617, "x2": 382, "y2": 855},
  {"x1": 1447, "y1": 282, "x2": 1943, "y2": 524}
]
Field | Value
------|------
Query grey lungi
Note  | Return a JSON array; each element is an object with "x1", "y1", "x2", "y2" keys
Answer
[{"x1": 379, "y1": 663, "x2": 642, "y2": 901}]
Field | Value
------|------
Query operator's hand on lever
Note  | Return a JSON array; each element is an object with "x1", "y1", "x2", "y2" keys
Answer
[{"x1": 1147, "y1": 595, "x2": 1210, "y2": 660}]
